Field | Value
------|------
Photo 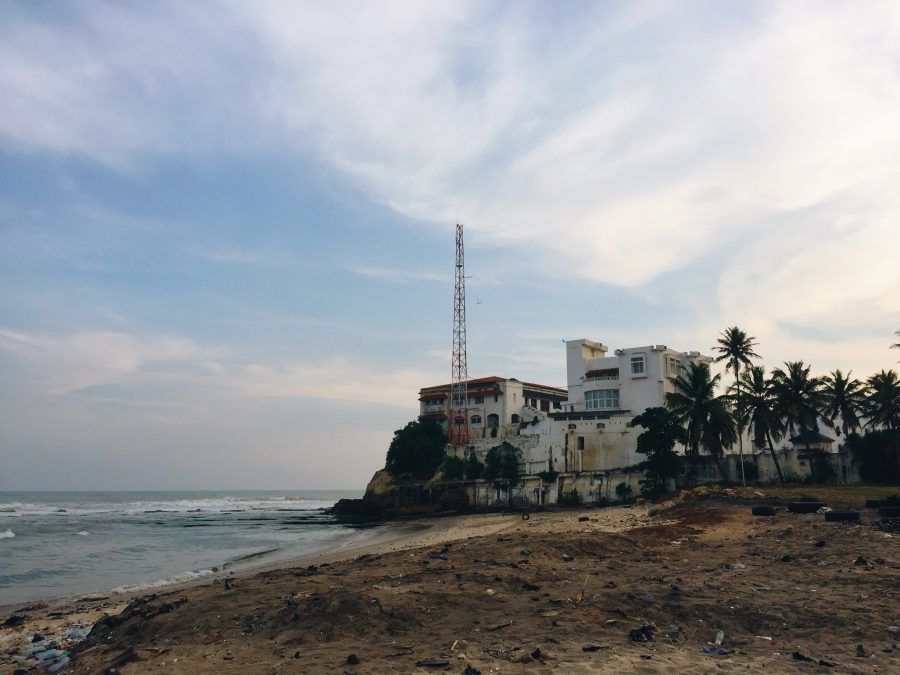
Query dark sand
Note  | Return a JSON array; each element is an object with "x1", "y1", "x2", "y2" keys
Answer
[{"x1": 4, "y1": 487, "x2": 899, "y2": 674}]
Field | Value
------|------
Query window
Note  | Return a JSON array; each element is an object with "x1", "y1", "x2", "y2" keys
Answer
[
  {"x1": 486, "y1": 414, "x2": 500, "y2": 428},
  {"x1": 493, "y1": 395, "x2": 498, "y2": 402},
  {"x1": 577, "y1": 436, "x2": 585, "y2": 450},
  {"x1": 630, "y1": 355, "x2": 645, "y2": 375},
  {"x1": 667, "y1": 356, "x2": 681, "y2": 376},
  {"x1": 553, "y1": 401, "x2": 561, "y2": 409},
  {"x1": 585, "y1": 389, "x2": 620, "y2": 410},
  {"x1": 513, "y1": 393, "x2": 517, "y2": 402},
  {"x1": 470, "y1": 415, "x2": 482, "y2": 425},
  {"x1": 540, "y1": 400, "x2": 550, "y2": 412},
  {"x1": 472, "y1": 396, "x2": 484, "y2": 404},
  {"x1": 511, "y1": 414, "x2": 520, "y2": 424}
]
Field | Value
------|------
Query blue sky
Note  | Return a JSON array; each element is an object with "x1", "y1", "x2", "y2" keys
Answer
[{"x1": 1, "y1": 1, "x2": 898, "y2": 490}]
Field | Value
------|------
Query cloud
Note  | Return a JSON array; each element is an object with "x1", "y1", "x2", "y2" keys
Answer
[
  {"x1": 1, "y1": 1, "x2": 898, "y2": 374},
  {"x1": 0, "y1": 327, "x2": 440, "y2": 409},
  {"x1": 347, "y1": 264, "x2": 447, "y2": 285}
]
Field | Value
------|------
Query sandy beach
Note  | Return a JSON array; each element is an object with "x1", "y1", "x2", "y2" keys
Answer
[{"x1": 3, "y1": 486, "x2": 899, "y2": 674}]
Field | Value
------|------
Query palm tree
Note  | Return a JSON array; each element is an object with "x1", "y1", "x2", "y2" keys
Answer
[
  {"x1": 865, "y1": 370, "x2": 900, "y2": 430},
  {"x1": 666, "y1": 362, "x2": 736, "y2": 482},
  {"x1": 819, "y1": 369, "x2": 864, "y2": 437},
  {"x1": 713, "y1": 326, "x2": 761, "y2": 486},
  {"x1": 734, "y1": 366, "x2": 785, "y2": 482},
  {"x1": 770, "y1": 361, "x2": 823, "y2": 450}
]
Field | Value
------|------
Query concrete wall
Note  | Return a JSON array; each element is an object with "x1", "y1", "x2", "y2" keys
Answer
[{"x1": 442, "y1": 446, "x2": 861, "y2": 510}]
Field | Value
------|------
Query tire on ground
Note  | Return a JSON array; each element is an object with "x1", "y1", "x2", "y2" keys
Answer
[
  {"x1": 865, "y1": 499, "x2": 882, "y2": 509},
  {"x1": 824, "y1": 510, "x2": 860, "y2": 522},
  {"x1": 752, "y1": 505, "x2": 778, "y2": 516},
  {"x1": 878, "y1": 505, "x2": 900, "y2": 518}
]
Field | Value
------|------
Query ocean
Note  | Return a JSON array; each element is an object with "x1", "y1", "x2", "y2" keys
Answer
[{"x1": 0, "y1": 490, "x2": 370, "y2": 606}]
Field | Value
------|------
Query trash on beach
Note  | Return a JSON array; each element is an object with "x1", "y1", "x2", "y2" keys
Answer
[
  {"x1": 713, "y1": 630, "x2": 724, "y2": 646},
  {"x1": 702, "y1": 647, "x2": 729, "y2": 656},
  {"x1": 415, "y1": 658, "x2": 450, "y2": 667},
  {"x1": 462, "y1": 666, "x2": 482, "y2": 675},
  {"x1": 629, "y1": 625, "x2": 655, "y2": 642},
  {"x1": 485, "y1": 620, "x2": 512, "y2": 631},
  {"x1": 582, "y1": 644, "x2": 610, "y2": 652},
  {"x1": 793, "y1": 651, "x2": 814, "y2": 662},
  {"x1": 856, "y1": 644, "x2": 873, "y2": 658}
]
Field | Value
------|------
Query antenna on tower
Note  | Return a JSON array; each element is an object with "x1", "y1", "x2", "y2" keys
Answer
[{"x1": 449, "y1": 223, "x2": 469, "y2": 446}]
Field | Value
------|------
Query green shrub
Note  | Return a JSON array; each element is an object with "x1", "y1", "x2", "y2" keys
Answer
[
  {"x1": 615, "y1": 481, "x2": 632, "y2": 500},
  {"x1": 559, "y1": 487, "x2": 581, "y2": 506},
  {"x1": 441, "y1": 455, "x2": 466, "y2": 481},
  {"x1": 385, "y1": 418, "x2": 447, "y2": 480}
]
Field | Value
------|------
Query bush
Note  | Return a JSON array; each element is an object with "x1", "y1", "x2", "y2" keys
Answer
[
  {"x1": 740, "y1": 461, "x2": 759, "y2": 483},
  {"x1": 385, "y1": 418, "x2": 447, "y2": 480},
  {"x1": 465, "y1": 450, "x2": 484, "y2": 480},
  {"x1": 484, "y1": 442, "x2": 522, "y2": 485},
  {"x1": 615, "y1": 481, "x2": 633, "y2": 500},
  {"x1": 441, "y1": 455, "x2": 466, "y2": 481},
  {"x1": 537, "y1": 469, "x2": 559, "y2": 484},
  {"x1": 848, "y1": 429, "x2": 900, "y2": 483},
  {"x1": 559, "y1": 487, "x2": 581, "y2": 506},
  {"x1": 632, "y1": 407, "x2": 686, "y2": 496}
]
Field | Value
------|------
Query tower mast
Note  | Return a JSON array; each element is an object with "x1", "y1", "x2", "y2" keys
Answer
[{"x1": 449, "y1": 223, "x2": 469, "y2": 446}]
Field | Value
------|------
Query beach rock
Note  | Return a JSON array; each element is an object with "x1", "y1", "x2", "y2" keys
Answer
[
  {"x1": 462, "y1": 666, "x2": 482, "y2": 675},
  {"x1": 3, "y1": 615, "x2": 26, "y2": 627},
  {"x1": 346, "y1": 653, "x2": 360, "y2": 665}
]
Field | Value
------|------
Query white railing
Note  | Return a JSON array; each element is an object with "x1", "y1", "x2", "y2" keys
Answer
[{"x1": 584, "y1": 375, "x2": 618, "y2": 382}]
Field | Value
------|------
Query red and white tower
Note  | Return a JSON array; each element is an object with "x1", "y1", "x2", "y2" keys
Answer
[{"x1": 449, "y1": 223, "x2": 469, "y2": 445}]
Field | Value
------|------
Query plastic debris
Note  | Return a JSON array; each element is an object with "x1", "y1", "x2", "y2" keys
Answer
[{"x1": 629, "y1": 625, "x2": 655, "y2": 642}]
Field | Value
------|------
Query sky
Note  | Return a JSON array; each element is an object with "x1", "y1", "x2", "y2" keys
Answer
[{"x1": 1, "y1": 1, "x2": 899, "y2": 490}]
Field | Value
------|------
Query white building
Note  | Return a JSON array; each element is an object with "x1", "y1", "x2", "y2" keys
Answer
[
  {"x1": 563, "y1": 339, "x2": 712, "y2": 415},
  {"x1": 519, "y1": 339, "x2": 713, "y2": 475},
  {"x1": 418, "y1": 376, "x2": 568, "y2": 441}
]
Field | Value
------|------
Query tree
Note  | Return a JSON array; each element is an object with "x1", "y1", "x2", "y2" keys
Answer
[
  {"x1": 384, "y1": 418, "x2": 447, "y2": 480},
  {"x1": 631, "y1": 407, "x2": 687, "y2": 495},
  {"x1": 865, "y1": 370, "x2": 900, "y2": 430},
  {"x1": 666, "y1": 362, "x2": 735, "y2": 482},
  {"x1": 713, "y1": 326, "x2": 761, "y2": 485},
  {"x1": 484, "y1": 442, "x2": 522, "y2": 484},
  {"x1": 820, "y1": 369, "x2": 864, "y2": 437},
  {"x1": 484, "y1": 442, "x2": 522, "y2": 507},
  {"x1": 465, "y1": 449, "x2": 485, "y2": 480},
  {"x1": 441, "y1": 455, "x2": 466, "y2": 480},
  {"x1": 892, "y1": 330, "x2": 899, "y2": 352},
  {"x1": 734, "y1": 366, "x2": 785, "y2": 482},
  {"x1": 770, "y1": 361, "x2": 823, "y2": 448}
]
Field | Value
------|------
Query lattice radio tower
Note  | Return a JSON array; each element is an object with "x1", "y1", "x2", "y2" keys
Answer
[{"x1": 449, "y1": 223, "x2": 469, "y2": 446}]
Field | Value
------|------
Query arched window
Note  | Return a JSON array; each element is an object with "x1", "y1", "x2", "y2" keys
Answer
[
  {"x1": 486, "y1": 413, "x2": 500, "y2": 428},
  {"x1": 470, "y1": 415, "x2": 482, "y2": 425},
  {"x1": 511, "y1": 414, "x2": 520, "y2": 424}
]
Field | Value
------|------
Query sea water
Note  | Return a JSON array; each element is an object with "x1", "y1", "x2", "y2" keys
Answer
[{"x1": 0, "y1": 490, "x2": 368, "y2": 606}]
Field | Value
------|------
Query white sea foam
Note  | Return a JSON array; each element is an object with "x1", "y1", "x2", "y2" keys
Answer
[
  {"x1": 1, "y1": 496, "x2": 338, "y2": 517},
  {"x1": 76, "y1": 530, "x2": 90, "y2": 536},
  {"x1": 0, "y1": 528, "x2": 15, "y2": 539},
  {"x1": 112, "y1": 568, "x2": 215, "y2": 593}
]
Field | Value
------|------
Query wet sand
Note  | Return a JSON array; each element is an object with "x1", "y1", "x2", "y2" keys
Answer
[{"x1": 3, "y1": 487, "x2": 899, "y2": 673}]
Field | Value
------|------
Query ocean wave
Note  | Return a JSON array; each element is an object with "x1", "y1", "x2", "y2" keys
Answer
[
  {"x1": 0, "y1": 528, "x2": 15, "y2": 539},
  {"x1": 112, "y1": 568, "x2": 215, "y2": 593},
  {"x1": 0, "y1": 496, "x2": 340, "y2": 517},
  {"x1": 76, "y1": 530, "x2": 90, "y2": 536}
]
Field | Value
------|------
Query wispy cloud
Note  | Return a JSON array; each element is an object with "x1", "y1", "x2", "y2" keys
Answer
[{"x1": 347, "y1": 264, "x2": 447, "y2": 285}]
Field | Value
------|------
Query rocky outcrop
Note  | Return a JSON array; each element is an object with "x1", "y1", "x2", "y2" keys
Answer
[{"x1": 332, "y1": 468, "x2": 472, "y2": 520}]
